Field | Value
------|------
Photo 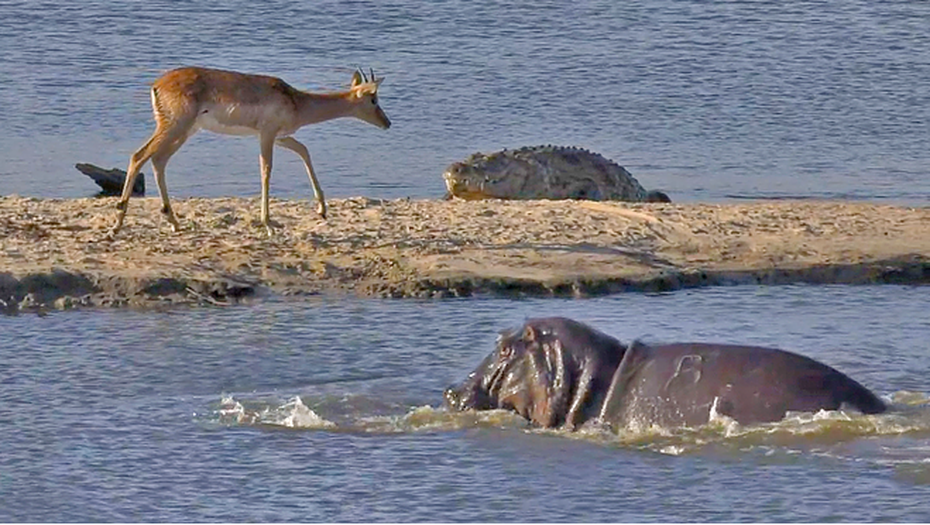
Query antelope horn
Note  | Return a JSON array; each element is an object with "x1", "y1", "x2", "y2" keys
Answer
[{"x1": 370, "y1": 67, "x2": 375, "y2": 82}]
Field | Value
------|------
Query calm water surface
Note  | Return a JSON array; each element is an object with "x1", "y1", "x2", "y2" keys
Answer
[
  {"x1": 2, "y1": 285, "x2": 929, "y2": 521},
  {"x1": 1, "y1": 0, "x2": 928, "y2": 203}
]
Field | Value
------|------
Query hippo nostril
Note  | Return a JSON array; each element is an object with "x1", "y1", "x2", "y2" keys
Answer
[{"x1": 443, "y1": 387, "x2": 460, "y2": 409}]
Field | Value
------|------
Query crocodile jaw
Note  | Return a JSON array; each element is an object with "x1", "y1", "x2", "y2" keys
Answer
[{"x1": 443, "y1": 165, "x2": 498, "y2": 200}]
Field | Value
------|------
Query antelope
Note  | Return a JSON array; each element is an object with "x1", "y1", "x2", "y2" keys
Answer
[{"x1": 110, "y1": 66, "x2": 391, "y2": 237}]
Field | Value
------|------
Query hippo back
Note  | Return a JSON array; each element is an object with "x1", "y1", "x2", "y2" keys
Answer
[{"x1": 599, "y1": 342, "x2": 886, "y2": 429}]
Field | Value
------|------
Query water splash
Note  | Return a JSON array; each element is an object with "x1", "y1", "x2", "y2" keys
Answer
[
  {"x1": 212, "y1": 395, "x2": 526, "y2": 434},
  {"x1": 358, "y1": 406, "x2": 528, "y2": 434},
  {"x1": 892, "y1": 390, "x2": 930, "y2": 407},
  {"x1": 277, "y1": 396, "x2": 336, "y2": 429},
  {"x1": 513, "y1": 391, "x2": 930, "y2": 457},
  {"x1": 217, "y1": 395, "x2": 250, "y2": 425},
  {"x1": 210, "y1": 390, "x2": 930, "y2": 457},
  {"x1": 216, "y1": 395, "x2": 335, "y2": 429}
]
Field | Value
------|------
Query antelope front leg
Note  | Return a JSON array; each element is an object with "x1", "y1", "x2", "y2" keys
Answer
[
  {"x1": 275, "y1": 136, "x2": 326, "y2": 219},
  {"x1": 109, "y1": 142, "x2": 150, "y2": 237},
  {"x1": 258, "y1": 133, "x2": 276, "y2": 236}
]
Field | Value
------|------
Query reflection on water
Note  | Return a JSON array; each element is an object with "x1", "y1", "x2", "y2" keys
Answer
[{"x1": 2, "y1": 285, "x2": 927, "y2": 521}]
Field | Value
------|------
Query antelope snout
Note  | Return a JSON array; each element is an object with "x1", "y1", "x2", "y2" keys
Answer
[{"x1": 376, "y1": 106, "x2": 391, "y2": 129}]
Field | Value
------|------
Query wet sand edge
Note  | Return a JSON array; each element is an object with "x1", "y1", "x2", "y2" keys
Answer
[{"x1": 2, "y1": 196, "x2": 927, "y2": 312}]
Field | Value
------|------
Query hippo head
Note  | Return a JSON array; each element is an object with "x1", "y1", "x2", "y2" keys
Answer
[{"x1": 444, "y1": 317, "x2": 626, "y2": 428}]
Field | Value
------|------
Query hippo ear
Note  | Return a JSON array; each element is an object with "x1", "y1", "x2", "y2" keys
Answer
[{"x1": 523, "y1": 324, "x2": 536, "y2": 342}]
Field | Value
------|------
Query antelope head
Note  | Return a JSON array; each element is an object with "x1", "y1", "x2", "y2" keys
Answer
[{"x1": 349, "y1": 68, "x2": 391, "y2": 129}]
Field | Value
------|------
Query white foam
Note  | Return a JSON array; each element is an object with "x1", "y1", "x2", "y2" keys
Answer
[
  {"x1": 358, "y1": 406, "x2": 528, "y2": 434},
  {"x1": 216, "y1": 395, "x2": 335, "y2": 429},
  {"x1": 891, "y1": 390, "x2": 930, "y2": 407},
  {"x1": 277, "y1": 396, "x2": 336, "y2": 429},
  {"x1": 218, "y1": 395, "x2": 253, "y2": 424},
  {"x1": 707, "y1": 396, "x2": 741, "y2": 437}
]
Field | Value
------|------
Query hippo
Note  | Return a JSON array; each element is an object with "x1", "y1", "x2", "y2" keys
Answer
[{"x1": 444, "y1": 317, "x2": 887, "y2": 430}]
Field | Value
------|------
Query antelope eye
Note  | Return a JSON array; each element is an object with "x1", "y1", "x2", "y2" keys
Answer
[{"x1": 371, "y1": 97, "x2": 378, "y2": 105}]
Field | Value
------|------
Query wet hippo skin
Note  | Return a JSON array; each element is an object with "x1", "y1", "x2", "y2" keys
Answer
[{"x1": 444, "y1": 317, "x2": 886, "y2": 430}]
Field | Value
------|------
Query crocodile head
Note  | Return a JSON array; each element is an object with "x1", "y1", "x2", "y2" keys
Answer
[{"x1": 442, "y1": 151, "x2": 522, "y2": 200}]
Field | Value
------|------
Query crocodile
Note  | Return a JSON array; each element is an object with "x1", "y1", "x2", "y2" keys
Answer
[{"x1": 442, "y1": 145, "x2": 670, "y2": 203}]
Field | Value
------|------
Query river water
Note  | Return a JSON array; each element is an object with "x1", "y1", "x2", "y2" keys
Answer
[
  {"x1": 2, "y1": 0, "x2": 930, "y2": 522},
  {"x1": 2, "y1": 285, "x2": 930, "y2": 521},
  {"x1": 1, "y1": 0, "x2": 929, "y2": 203}
]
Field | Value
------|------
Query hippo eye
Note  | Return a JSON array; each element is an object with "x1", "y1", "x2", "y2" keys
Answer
[{"x1": 499, "y1": 345, "x2": 513, "y2": 359}]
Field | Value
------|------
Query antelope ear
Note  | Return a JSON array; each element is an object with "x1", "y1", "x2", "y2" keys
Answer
[
  {"x1": 351, "y1": 70, "x2": 364, "y2": 87},
  {"x1": 351, "y1": 83, "x2": 378, "y2": 99}
]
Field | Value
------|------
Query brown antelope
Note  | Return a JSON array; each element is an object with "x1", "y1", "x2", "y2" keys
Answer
[{"x1": 110, "y1": 66, "x2": 391, "y2": 236}]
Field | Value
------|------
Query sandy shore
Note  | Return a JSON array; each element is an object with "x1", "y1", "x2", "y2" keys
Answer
[{"x1": 1, "y1": 195, "x2": 928, "y2": 311}]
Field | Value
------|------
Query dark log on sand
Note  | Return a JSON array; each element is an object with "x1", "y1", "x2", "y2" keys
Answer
[{"x1": 75, "y1": 163, "x2": 144, "y2": 196}]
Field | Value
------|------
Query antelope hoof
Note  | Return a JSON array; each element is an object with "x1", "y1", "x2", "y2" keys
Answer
[
  {"x1": 316, "y1": 202, "x2": 327, "y2": 219},
  {"x1": 262, "y1": 220, "x2": 281, "y2": 237},
  {"x1": 107, "y1": 218, "x2": 124, "y2": 239},
  {"x1": 161, "y1": 208, "x2": 182, "y2": 232},
  {"x1": 105, "y1": 224, "x2": 123, "y2": 240},
  {"x1": 251, "y1": 218, "x2": 282, "y2": 235}
]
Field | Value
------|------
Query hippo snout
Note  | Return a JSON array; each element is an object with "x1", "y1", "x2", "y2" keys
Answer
[
  {"x1": 443, "y1": 382, "x2": 489, "y2": 412},
  {"x1": 445, "y1": 355, "x2": 497, "y2": 412},
  {"x1": 443, "y1": 386, "x2": 463, "y2": 410},
  {"x1": 443, "y1": 384, "x2": 476, "y2": 411}
]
